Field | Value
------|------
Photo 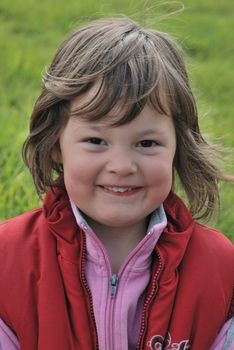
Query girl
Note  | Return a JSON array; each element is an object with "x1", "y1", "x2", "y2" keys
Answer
[{"x1": 0, "y1": 17, "x2": 233, "y2": 350}]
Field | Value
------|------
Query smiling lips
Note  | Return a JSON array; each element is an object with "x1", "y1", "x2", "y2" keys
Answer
[{"x1": 99, "y1": 185, "x2": 141, "y2": 195}]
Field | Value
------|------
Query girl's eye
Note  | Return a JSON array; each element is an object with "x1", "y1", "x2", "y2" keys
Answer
[
  {"x1": 86, "y1": 137, "x2": 105, "y2": 145},
  {"x1": 137, "y1": 140, "x2": 159, "y2": 147}
]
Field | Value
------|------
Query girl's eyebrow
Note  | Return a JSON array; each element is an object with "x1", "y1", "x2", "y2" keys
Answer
[
  {"x1": 133, "y1": 129, "x2": 165, "y2": 137},
  {"x1": 78, "y1": 123, "x2": 164, "y2": 136},
  {"x1": 77, "y1": 123, "x2": 107, "y2": 131}
]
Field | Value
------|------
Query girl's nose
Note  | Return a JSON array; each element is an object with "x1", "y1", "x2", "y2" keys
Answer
[{"x1": 105, "y1": 151, "x2": 137, "y2": 176}]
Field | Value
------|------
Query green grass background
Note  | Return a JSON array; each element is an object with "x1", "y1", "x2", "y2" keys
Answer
[{"x1": 0, "y1": 0, "x2": 233, "y2": 240}]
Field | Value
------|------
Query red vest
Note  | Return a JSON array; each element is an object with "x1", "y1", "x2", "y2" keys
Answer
[{"x1": 0, "y1": 189, "x2": 233, "y2": 350}]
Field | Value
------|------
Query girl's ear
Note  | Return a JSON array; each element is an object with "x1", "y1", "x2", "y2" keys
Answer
[{"x1": 51, "y1": 146, "x2": 62, "y2": 164}]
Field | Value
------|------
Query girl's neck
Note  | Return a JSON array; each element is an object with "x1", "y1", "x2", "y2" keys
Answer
[{"x1": 85, "y1": 217, "x2": 148, "y2": 273}]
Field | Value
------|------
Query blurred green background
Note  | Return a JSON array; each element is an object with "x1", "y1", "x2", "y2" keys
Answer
[{"x1": 0, "y1": 0, "x2": 233, "y2": 240}]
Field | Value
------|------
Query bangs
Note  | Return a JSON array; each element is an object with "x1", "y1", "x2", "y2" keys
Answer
[
  {"x1": 44, "y1": 19, "x2": 184, "y2": 126},
  {"x1": 69, "y1": 60, "x2": 172, "y2": 126}
]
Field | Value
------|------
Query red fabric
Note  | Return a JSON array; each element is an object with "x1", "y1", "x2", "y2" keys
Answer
[{"x1": 0, "y1": 189, "x2": 233, "y2": 350}]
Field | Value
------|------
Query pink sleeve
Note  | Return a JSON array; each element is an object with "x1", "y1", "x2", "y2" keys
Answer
[
  {"x1": 0, "y1": 319, "x2": 20, "y2": 350},
  {"x1": 210, "y1": 318, "x2": 234, "y2": 350},
  {"x1": 0, "y1": 317, "x2": 234, "y2": 350}
]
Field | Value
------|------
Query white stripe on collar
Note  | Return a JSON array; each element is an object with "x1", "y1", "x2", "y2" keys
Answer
[{"x1": 69, "y1": 197, "x2": 167, "y2": 236}]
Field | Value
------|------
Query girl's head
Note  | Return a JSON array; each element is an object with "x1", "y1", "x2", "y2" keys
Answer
[{"x1": 23, "y1": 17, "x2": 227, "y2": 219}]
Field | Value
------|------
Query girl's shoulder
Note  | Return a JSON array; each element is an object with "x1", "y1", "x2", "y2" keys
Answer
[
  {"x1": 184, "y1": 222, "x2": 234, "y2": 311},
  {"x1": 192, "y1": 222, "x2": 234, "y2": 255},
  {"x1": 0, "y1": 208, "x2": 43, "y2": 241},
  {"x1": 0, "y1": 208, "x2": 45, "y2": 273},
  {"x1": 0, "y1": 207, "x2": 42, "y2": 226}
]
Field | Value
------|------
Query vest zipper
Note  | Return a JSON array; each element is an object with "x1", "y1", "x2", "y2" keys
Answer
[
  {"x1": 110, "y1": 273, "x2": 119, "y2": 297},
  {"x1": 80, "y1": 231, "x2": 99, "y2": 350},
  {"x1": 136, "y1": 247, "x2": 163, "y2": 350}
]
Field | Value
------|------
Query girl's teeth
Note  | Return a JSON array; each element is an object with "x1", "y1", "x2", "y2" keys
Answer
[{"x1": 104, "y1": 186, "x2": 134, "y2": 193}]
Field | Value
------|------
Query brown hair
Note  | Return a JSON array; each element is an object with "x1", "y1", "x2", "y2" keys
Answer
[{"x1": 22, "y1": 17, "x2": 233, "y2": 220}]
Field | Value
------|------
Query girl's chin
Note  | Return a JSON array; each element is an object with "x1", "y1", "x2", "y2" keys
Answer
[{"x1": 87, "y1": 215, "x2": 146, "y2": 230}]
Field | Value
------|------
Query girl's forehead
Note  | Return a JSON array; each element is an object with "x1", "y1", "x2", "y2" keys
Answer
[
  {"x1": 68, "y1": 104, "x2": 173, "y2": 136},
  {"x1": 70, "y1": 81, "x2": 102, "y2": 110},
  {"x1": 68, "y1": 103, "x2": 173, "y2": 130},
  {"x1": 70, "y1": 81, "x2": 126, "y2": 115},
  {"x1": 69, "y1": 80, "x2": 172, "y2": 124},
  {"x1": 69, "y1": 84, "x2": 130, "y2": 124}
]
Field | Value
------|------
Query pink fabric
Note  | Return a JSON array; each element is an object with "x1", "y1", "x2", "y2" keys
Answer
[
  {"x1": 70, "y1": 199, "x2": 167, "y2": 350},
  {"x1": 0, "y1": 319, "x2": 20, "y2": 349},
  {"x1": 210, "y1": 318, "x2": 234, "y2": 349}
]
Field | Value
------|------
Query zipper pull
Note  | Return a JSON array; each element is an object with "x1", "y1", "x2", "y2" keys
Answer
[{"x1": 110, "y1": 274, "x2": 119, "y2": 297}]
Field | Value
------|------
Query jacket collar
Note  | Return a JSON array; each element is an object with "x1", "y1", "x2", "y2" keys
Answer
[{"x1": 43, "y1": 188, "x2": 194, "y2": 270}]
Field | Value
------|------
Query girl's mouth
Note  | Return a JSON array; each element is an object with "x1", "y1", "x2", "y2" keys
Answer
[{"x1": 99, "y1": 185, "x2": 141, "y2": 195}]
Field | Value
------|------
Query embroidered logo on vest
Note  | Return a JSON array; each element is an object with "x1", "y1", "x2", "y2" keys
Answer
[{"x1": 147, "y1": 332, "x2": 190, "y2": 350}]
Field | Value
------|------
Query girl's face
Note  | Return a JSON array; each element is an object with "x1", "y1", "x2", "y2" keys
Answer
[{"x1": 55, "y1": 92, "x2": 176, "y2": 232}]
